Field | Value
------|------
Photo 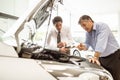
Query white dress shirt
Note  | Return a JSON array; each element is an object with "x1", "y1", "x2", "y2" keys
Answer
[{"x1": 46, "y1": 25, "x2": 74, "y2": 51}]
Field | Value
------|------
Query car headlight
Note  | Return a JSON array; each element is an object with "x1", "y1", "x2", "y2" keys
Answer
[
  {"x1": 78, "y1": 68, "x2": 113, "y2": 80},
  {"x1": 79, "y1": 72, "x2": 99, "y2": 80},
  {"x1": 79, "y1": 72, "x2": 110, "y2": 80},
  {"x1": 57, "y1": 68, "x2": 113, "y2": 80}
]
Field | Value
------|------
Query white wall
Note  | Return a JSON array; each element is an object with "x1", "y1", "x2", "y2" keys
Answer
[
  {"x1": 0, "y1": 0, "x2": 29, "y2": 17},
  {"x1": 64, "y1": 0, "x2": 120, "y2": 14},
  {"x1": 0, "y1": 0, "x2": 32, "y2": 32},
  {"x1": 118, "y1": 12, "x2": 120, "y2": 44},
  {"x1": 0, "y1": 0, "x2": 14, "y2": 16}
]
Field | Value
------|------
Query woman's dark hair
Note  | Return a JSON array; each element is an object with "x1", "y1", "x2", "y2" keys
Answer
[
  {"x1": 52, "y1": 16, "x2": 63, "y2": 24},
  {"x1": 78, "y1": 15, "x2": 94, "y2": 24}
]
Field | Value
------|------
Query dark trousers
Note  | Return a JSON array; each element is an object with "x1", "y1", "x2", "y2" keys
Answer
[{"x1": 99, "y1": 49, "x2": 120, "y2": 80}]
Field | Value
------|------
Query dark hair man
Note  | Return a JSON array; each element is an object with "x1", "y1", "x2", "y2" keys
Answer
[{"x1": 46, "y1": 16, "x2": 74, "y2": 53}]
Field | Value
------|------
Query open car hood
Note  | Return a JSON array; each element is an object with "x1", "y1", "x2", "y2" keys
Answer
[{"x1": 3, "y1": 0, "x2": 62, "y2": 52}]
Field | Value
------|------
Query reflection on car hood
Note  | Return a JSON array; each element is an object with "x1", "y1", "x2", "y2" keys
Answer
[
  {"x1": 37, "y1": 60, "x2": 113, "y2": 80},
  {"x1": 0, "y1": 57, "x2": 56, "y2": 80}
]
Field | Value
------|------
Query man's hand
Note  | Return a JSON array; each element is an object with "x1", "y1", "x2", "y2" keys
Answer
[
  {"x1": 77, "y1": 43, "x2": 87, "y2": 50},
  {"x1": 89, "y1": 51, "x2": 101, "y2": 65},
  {"x1": 89, "y1": 57, "x2": 100, "y2": 65},
  {"x1": 57, "y1": 42, "x2": 66, "y2": 48},
  {"x1": 59, "y1": 47, "x2": 70, "y2": 54}
]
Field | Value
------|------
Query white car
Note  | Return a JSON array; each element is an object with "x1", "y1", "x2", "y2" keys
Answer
[{"x1": 0, "y1": 0, "x2": 113, "y2": 80}]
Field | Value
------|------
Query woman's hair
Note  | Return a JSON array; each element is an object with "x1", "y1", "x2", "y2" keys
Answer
[
  {"x1": 78, "y1": 15, "x2": 94, "y2": 24},
  {"x1": 52, "y1": 16, "x2": 63, "y2": 24}
]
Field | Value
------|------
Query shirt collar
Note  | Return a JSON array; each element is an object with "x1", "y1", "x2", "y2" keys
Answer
[
  {"x1": 54, "y1": 26, "x2": 62, "y2": 33},
  {"x1": 92, "y1": 22, "x2": 97, "y2": 31},
  {"x1": 53, "y1": 26, "x2": 58, "y2": 33}
]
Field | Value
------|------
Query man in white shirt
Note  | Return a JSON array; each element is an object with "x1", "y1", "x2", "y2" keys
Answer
[{"x1": 46, "y1": 16, "x2": 74, "y2": 53}]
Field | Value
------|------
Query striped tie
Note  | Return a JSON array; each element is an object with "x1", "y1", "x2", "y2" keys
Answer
[{"x1": 57, "y1": 31, "x2": 61, "y2": 44}]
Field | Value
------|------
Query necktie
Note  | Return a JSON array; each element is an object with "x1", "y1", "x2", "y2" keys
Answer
[{"x1": 57, "y1": 31, "x2": 61, "y2": 44}]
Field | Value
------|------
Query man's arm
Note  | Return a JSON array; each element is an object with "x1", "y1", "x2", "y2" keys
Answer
[
  {"x1": 77, "y1": 43, "x2": 87, "y2": 50},
  {"x1": 77, "y1": 33, "x2": 90, "y2": 50},
  {"x1": 95, "y1": 23, "x2": 110, "y2": 55}
]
